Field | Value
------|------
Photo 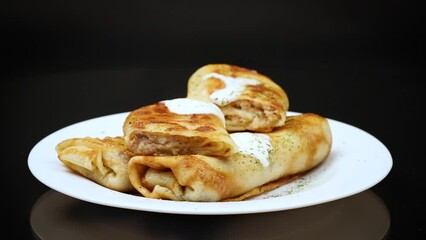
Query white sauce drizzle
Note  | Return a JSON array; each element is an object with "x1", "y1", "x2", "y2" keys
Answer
[
  {"x1": 230, "y1": 132, "x2": 272, "y2": 167},
  {"x1": 161, "y1": 98, "x2": 226, "y2": 127},
  {"x1": 202, "y1": 72, "x2": 260, "y2": 106}
]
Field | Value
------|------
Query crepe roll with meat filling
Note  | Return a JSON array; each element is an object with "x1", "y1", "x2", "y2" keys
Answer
[
  {"x1": 187, "y1": 64, "x2": 289, "y2": 132},
  {"x1": 123, "y1": 98, "x2": 238, "y2": 156},
  {"x1": 127, "y1": 113, "x2": 332, "y2": 202},
  {"x1": 55, "y1": 136, "x2": 135, "y2": 192}
]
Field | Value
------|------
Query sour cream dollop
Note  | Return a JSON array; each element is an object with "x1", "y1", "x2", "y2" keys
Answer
[
  {"x1": 161, "y1": 98, "x2": 226, "y2": 127},
  {"x1": 230, "y1": 132, "x2": 272, "y2": 167},
  {"x1": 202, "y1": 73, "x2": 260, "y2": 106}
]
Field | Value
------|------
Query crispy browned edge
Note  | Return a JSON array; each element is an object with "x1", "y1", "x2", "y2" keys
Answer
[{"x1": 221, "y1": 173, "x2": 302, "y2": 202}]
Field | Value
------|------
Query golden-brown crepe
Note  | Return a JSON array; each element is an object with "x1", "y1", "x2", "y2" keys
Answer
[
  {"x1": 187, "y1": 64, "x2": 289, "y2": 132},
  {"x1": 127, "y1": 113, "x2": 332, "y2": 202},
  {"x1": 123, "y1": 98, "x2": 238, "y2": 156},
  {"x1": 55, "y1": 136, "x2": 135, "y2": 192}
]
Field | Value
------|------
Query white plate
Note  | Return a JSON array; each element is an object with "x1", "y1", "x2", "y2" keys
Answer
[{"x1": 28, "y1": 111, "x2": 392, "y2": 215}]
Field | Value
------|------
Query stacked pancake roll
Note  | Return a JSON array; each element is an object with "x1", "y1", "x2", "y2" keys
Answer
[{"x1": 56, "y1": 64, "x2": 332, "y2": 202}]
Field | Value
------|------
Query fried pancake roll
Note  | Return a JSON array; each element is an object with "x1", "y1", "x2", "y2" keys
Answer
[
  {"x1": 123, "y1": 98, "x2": 238, "y2": 156},
  {"x1": 187, "y1": 64, "x2": 290, "y2": 132},
  {"x1": 127, "y1": 113, "x2": 332, "y2": 202},
  {"x1": 55, "y1": 136, "x2": 135, "y2": 192}
]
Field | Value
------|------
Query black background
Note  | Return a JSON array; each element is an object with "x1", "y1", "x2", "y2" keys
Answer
[{"x1": 2, "y1": 1, "x2": 424, "y2": 239}]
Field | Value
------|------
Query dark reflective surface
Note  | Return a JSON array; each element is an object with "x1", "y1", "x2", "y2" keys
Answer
[
  {"x1": 31, "y1": 190, "x2": 389, "y2": 240},
  {"x1": 3, "y1": 1, "x2": 424, "y2": 239}
]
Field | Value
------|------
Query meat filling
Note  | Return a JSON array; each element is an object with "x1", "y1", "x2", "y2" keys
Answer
[
  {"x1": 128, "y1": 133, "x2": 227, "y2": 156},
  {"x1": 222, "y1": 100, "x2": 284, "y2": 132}
]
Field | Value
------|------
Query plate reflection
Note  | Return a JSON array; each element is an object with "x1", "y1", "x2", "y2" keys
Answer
[{"x1": 31, "y1": 190, "x2": 389, "y2": 240}]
